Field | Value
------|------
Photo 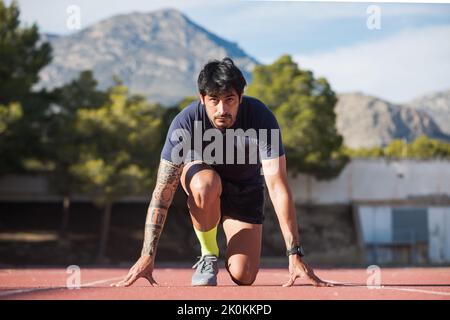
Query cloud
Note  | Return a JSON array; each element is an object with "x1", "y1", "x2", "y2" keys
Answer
[{"x1": 294, "y1": 25, "x2": 450, "y2": 103}]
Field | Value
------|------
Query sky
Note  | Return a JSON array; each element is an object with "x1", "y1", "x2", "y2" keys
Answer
[{"x1": 6, "y1": 0, "x2": 450, "y2": 103}]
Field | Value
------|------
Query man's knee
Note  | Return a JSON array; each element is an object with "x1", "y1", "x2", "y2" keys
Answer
[
  {"x1": 227, "y1": 263, "x2": 258, "y2": 286},
  {"x1": 188, "y1": 171, "x2": 222, "y2": 208}
]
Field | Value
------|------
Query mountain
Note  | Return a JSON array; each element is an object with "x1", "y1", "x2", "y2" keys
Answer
[
  {"x1": 408, "y1": 89, "x2": 450, "y2": 136},
  {"x1": 335, "y1": 92, "x2": 449, "y2": 149},
  {"x1": 35, "y1": 9, "x2": 450, "y2": 147},
  {"x1": 36, "y1": 8, "x2": 258, "y2": 105}
]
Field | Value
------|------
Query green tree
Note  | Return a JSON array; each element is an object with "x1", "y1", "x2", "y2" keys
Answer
[
  {"x1": 0, "y1": 103, "x2": 22, "y2": 134},
  {"x1": 176, "y1": 96, "x2": 197, "y2": 111},
  {"x1": 71, "y1": 84, "x2": 164, "y2": 261},
  {"x1": 342, "y1": 145, "x2": 384, "y2": 158},
  {"x1": 51, "y1": 70, "x2": 108, "y2": 113},
  {"x1": 0, "y1": 0, "x2": 52, "y2": 105},
  {"x1": 42, "y1": 71, "x2": 109, "y2": 238},
  {"x1": 408, "y1": 135, "x2": 450, "y2": 159},
  {"x1": 0, "y1": 0, "x2": 52, "y2": 174},
  {"x1": 344, "y1": 136, "x2": 450, "y2": 160},
  {"x1": 247, "y1": 55, "x2": 348, "y2": 178},
  {"x1": 0, "y1": 102, "x2": 23, "y2": 174},
  {"x1": 384, "y1": 139, "x2": 407, "y2": 158}
]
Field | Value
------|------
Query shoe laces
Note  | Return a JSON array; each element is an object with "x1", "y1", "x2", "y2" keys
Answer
[{"x1": 192, "y1": 255, "x2": 217, "y2": 273}]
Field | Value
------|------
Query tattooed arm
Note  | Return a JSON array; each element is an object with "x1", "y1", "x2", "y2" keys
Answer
[
  {"x1": 112, "y1": 159, "x2": 183, "y2": 287},
  {"x1": 141, "y1": 159, "x2": 183, "y2": 257}
]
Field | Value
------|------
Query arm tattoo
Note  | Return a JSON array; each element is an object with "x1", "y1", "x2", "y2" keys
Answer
[{"x1": 141, "y1": 159, "x2": 183, "y2": 256}]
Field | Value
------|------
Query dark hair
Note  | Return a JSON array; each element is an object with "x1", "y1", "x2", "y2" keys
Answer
[{"x1": 197, "y1": 57, "x2": 247, "y2": 97}]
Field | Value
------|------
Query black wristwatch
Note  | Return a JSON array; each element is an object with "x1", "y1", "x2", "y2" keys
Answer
[{"x1": 286, "y1": 245, "x2": 305, "y2": 257}]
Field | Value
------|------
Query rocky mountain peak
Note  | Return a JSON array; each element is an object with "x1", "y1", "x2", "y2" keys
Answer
[{"x1": 37, "y1": 8, "x2": 258, "y2": 105}]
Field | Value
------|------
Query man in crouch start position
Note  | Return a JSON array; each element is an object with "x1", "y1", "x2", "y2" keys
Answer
[{"x1": 112, "y1": 57, "x2": 332, "y2": 287}]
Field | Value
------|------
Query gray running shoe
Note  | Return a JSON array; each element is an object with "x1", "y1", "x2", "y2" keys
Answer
[{"x1": 191, "y1": 255, "x2": 218, "y2": 286}]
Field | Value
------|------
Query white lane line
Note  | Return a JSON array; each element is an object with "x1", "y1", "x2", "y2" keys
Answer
[
  {"x1": 378, "y1": 286, "x2": 450, "y2": 297},
  {"x1": 324, "y1": 280, "x2": 450, "y2": 297},
  {"x1": 0, "y1": 276, "x2": 124, "y2": 298},
  {"x1": 80, "y1": 276, "x2": 124, "y2": 288}
]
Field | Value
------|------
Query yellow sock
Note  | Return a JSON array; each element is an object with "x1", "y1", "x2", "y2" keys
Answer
[{"x1": 194, "y1": 225, "x2": 219, "y2": 257}]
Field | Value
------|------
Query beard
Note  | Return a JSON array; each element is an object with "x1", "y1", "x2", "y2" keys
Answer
[{"x1": 214, "y1": 114, "x2": 233, "y2": 129}]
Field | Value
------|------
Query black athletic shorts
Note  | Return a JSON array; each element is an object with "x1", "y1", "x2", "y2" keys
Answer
[
  {"x1": 219, "y1": 179, "x2": 265, "y2": 225},
  {"x1": 177, "y1": 177, "x2": 265, "y2": 225}
]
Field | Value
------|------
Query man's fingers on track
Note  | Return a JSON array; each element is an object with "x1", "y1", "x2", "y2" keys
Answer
[
  {"x1": 282, "y1": 275, "x2": 296, "y2": 287},
  {"x1": 110, "y1": 276, "x2": 128, "y2": 287},
  {"x1": 111, "y1": 280, "x2": 126, "y2": 287},
  {"x1": 111, "y1": 272, "x2": 133, "y2": 287},
  {"x1": 145, "y1": 275, "x2": 159, "y2": 286},
  {"x1": 113, "y1": 272, "x2": 139, "y2": 287},
  {"x1": 122, "y1": 274, "x2": 139, "y2": 287},
  {"x1": 111, "y1": 275, "x2": 133, "y2": 287}
]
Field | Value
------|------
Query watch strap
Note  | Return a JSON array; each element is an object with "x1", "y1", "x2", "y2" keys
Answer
[{"x1": 286, "y1": 245, "x2": 305, "y2": 257}]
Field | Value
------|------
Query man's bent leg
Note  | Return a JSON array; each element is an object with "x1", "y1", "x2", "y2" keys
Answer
[
  {"x1": 181, "y1": 161, "x2": 222, "y2": 233},
  {"x1": 223, "y1": 216, "x2": 262, "y2": 286},
  {"x1": 181, "y1": 161, "x2": 221, "y2": 286}
]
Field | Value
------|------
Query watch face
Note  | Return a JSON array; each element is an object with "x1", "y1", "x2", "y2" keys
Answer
[
  {"x1": 298, "y1": 246, "x2": 305, "y2": 256},
  {"x1": 287, "y1": 246, "x2": 305, "y2": 257}
]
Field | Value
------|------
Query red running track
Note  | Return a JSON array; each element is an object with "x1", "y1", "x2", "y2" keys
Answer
[{"x1": 1, "y1": 266, "x2": 449, "y2": 300}]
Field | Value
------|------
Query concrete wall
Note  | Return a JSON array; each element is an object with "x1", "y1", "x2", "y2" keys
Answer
[{"x1": 289, "y1": 159, "x2": 450, "y2": 204}]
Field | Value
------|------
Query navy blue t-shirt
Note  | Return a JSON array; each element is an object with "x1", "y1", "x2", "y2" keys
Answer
[{"x1": 161, "y1": 96, "x2": 285, "y2": 185}]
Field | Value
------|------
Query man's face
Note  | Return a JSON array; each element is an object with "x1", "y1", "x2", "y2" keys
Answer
[{"x1": 200, "y1": 89, "x2": 242, "y2": 130}]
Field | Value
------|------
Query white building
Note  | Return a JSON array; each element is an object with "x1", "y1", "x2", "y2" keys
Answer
[{"x1": 288, "y1": 159, "x2": 450, "y2": 264}]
